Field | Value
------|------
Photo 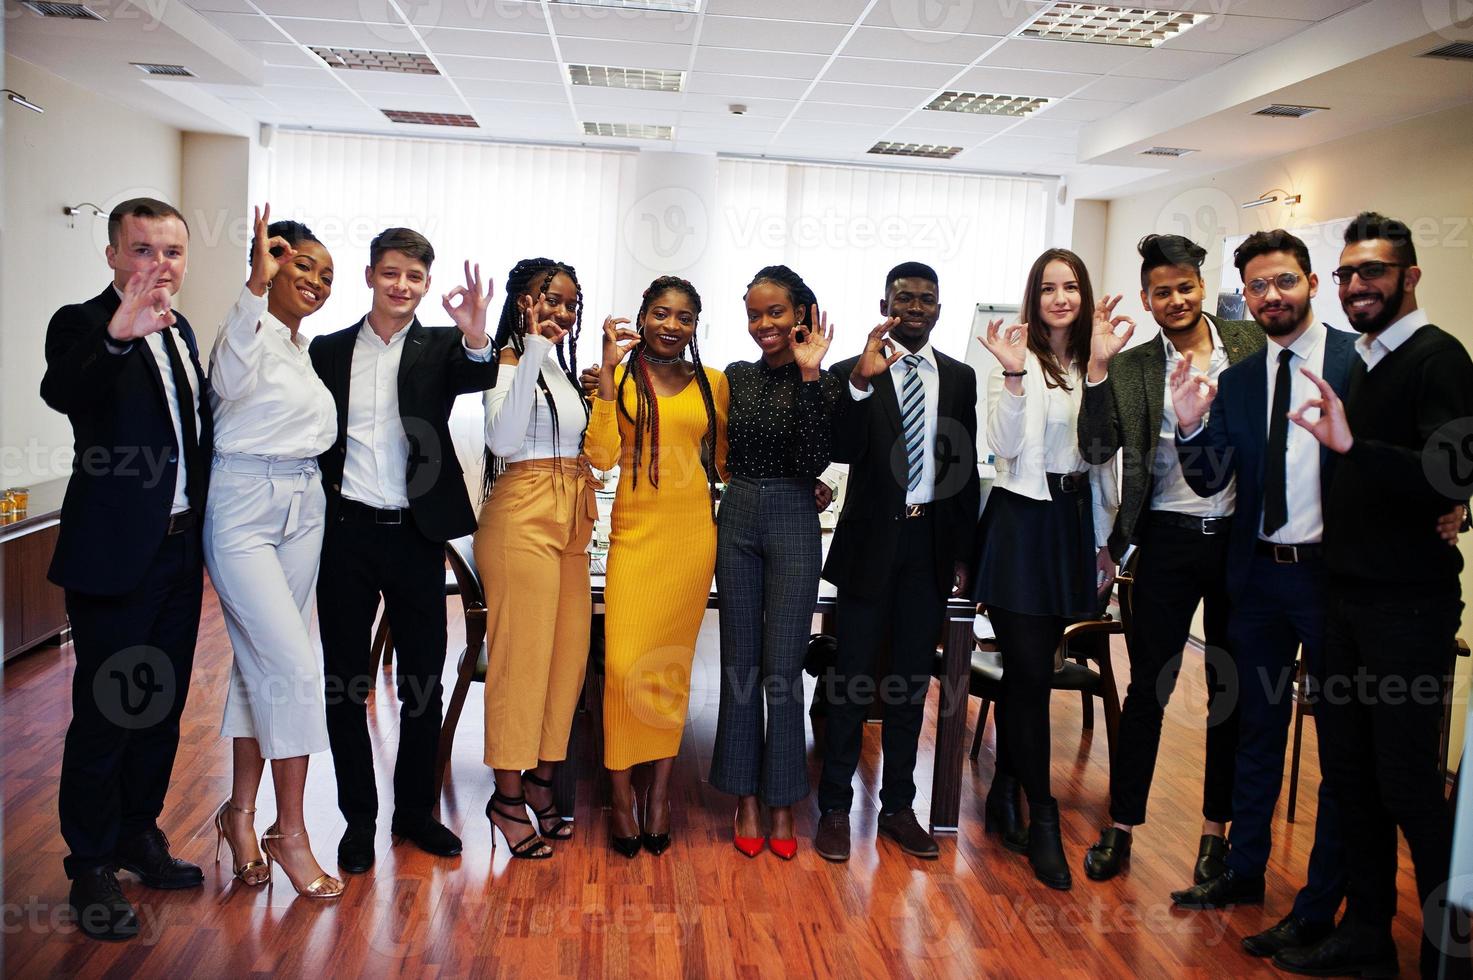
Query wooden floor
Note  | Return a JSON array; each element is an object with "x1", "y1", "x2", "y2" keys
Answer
[{"x1": 2, "y1": 577, "x2": 1429, "y2": 979}]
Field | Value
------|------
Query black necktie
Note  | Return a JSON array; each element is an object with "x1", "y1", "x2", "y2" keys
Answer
[
  {"x1": 160, "y1": 327, "x2": 203, "y2": 511},
  {"x1": 1263, "y1": 347, "x2": 1293, "y2": 536}
]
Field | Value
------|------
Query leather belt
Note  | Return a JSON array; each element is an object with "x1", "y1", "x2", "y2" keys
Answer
[
  {"x1": 1150, "y1": 511, "x2": 1232, "y2": 535},
  {"x1": 1047, "y1": 472, "x2": 1088, "y2": 494},
  {"x1": 165, "y1": 509, "x2": 196, "y2": 535},
  {"x1": 1255, "y1": 540, "x2": 1324, "y2": 564},
  {"x1": 340, "y1": 498, "x2": 408, "y2": 525}
]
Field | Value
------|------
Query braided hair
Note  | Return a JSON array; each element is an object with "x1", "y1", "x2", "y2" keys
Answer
[
  {"x1": 480, "y1": 258, "x2": 586, "y2": 500},
  {"x1": 743, "y1": 264, "x2": 818, "y2": 323},
  {"x1": 617, "y1": 276, "x2": 720, "y2": 516}
]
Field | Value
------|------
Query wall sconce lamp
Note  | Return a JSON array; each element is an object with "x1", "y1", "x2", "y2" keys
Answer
[
  {"x1": 62, "y1": 203, "x2": 106, "y2": 228},
  {"x1": 2, "y1": 89, "x2": 45, "y2": 114},
  {"x1": 1242, "y1": 189, "x2": 1303, "y2": 210}
]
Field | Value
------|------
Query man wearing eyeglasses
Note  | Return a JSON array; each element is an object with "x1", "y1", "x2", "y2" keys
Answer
[{"x1": 1272, "y1": 212, "x2": 1473, "y2": 980}]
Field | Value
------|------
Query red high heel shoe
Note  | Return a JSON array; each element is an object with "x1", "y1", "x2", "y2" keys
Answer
[
  {"x1": 733, "y1": 815, "x2": 766, "y2": 859},
  {"x1": 768, "y1": 837, "x2": 797, "y2": 861}
]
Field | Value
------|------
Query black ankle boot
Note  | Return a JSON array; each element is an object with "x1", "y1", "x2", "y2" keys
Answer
[
  {"x1": 1025, "y1": 799, "x2": 1072, "y2": 891},
  {"x1": 984, "y1": 773, "x2": 1023, "y2": 843}
]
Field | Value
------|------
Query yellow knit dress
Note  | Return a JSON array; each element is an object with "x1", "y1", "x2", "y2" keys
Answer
[{"x1": 586, "y1": 363, "x2": 729, "y2": 770}]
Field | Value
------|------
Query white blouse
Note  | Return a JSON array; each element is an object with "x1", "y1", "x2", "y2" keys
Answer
[
  {"x1": 208, "y1": 285, "x2": 337, "y2": 459},
  {"x1": 483, "y1": 333, "x2": 588, "y2": 461}
]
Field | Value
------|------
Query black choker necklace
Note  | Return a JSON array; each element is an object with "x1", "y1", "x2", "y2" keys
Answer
[{"x1": 641, "y1": 351, "x2": 684, "y2": 365}]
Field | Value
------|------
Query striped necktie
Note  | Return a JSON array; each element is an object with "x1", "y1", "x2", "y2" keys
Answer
[{"x1": 900, "y1": 354, "x2": 925, "y2": 492}]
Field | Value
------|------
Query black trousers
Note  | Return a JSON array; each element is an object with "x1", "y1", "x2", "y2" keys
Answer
[
  {"x1": 59, "y1": 530, "x2": 202, "y2": 878},
  {"x1": 1318, "y1": 591, "x2": 1467, "y2": 979},
  {"x1": 817, "y1": 516, "x2": 946, "y2": 815},
  {"x1": 988, "y1": 607, "x2": 1068, "y2": 805},
  {"x1": 1109, "y1": 517, "x2": 1236, "y2": 827},
  {"x1": 318, "y1": 508, "x2": 448, "y2": 829}
]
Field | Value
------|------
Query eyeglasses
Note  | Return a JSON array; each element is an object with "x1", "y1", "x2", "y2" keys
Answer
[
  {"x1": 1331, "y1": 261, "x2": 1404, "y2": 285},
  {"x1": 1245, "y1": 272, "x2": 1302, "y2": 297}
]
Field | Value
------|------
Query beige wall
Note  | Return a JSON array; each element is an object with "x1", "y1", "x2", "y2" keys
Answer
[
  {"x1": 177, "y1": 131, "x2": 254, "y2": 358},
  {"x1": 1, "y1": 54, "x2": 182, "y2": 485},
  {"x1": 1098, "y1": 100, "x2": 1473, "y2": 766}
]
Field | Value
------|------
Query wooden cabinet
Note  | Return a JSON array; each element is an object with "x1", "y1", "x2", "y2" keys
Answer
[{"x1": 1, "y1": 479, "x2": 70, "y2": 662}]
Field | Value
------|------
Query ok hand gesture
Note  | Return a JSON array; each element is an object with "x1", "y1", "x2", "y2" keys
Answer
[
  {"x1": 978, "y1": 318, "x2": 1028, "y2": 376},
  {"x1": 1288, "y1": 368, "x2": 1353, "y2": 454},
  {"x1": 442, "y1": 261, "x2": 493, "y2": 349},
  {"x1": 107, "y1": 261, "x2": 175, "y2": 343},
  {"x1": 1168, "y1": 356, "x2": 1216, "y2": 434},
  {"x1": 791, "y1": 304, "x2": 833, "y2": 381},
  {"x1": 1088, "y1": 294, "x2": 1135, "y2": 380},
  {"x1": 848, "y1": 317, "x2": 902, "y2": 391},
  {"x1": 520, "y1": 292, "x2": 567, "y2": 345},
  {"x1": 246, "y1": 203, "x2": 293, "y2": 298}
]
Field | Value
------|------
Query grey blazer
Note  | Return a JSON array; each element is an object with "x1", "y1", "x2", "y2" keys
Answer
[{"x1": 1077, "y1": 313, "x2": 1263, "y2": 560}]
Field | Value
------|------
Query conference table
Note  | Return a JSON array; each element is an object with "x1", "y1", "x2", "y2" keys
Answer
[{"x1": 550, "y1": 539, "x2": 981, "y2": 835}]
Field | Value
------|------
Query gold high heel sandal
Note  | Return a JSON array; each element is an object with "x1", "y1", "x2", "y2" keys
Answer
[
  {"x1": 214, "y1": 800, "x2": 270, "y2": 886},
  {"x1": 259, "y1": 824, "x2": 344, "y2": 899}
]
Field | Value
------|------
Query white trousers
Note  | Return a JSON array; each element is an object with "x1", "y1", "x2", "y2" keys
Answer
[{"x1": 203, "y1": 454, "x2": 328, "y2": 759}]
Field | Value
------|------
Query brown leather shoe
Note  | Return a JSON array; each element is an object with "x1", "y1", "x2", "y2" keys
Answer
[
  {"x1": 876, "y1": 809, "x2": 939, "y2": 859},
  {"x1": 814, "y1": 811, "x2": 851, "y2": 863}
]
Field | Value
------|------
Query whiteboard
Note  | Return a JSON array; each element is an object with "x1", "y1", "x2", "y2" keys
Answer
[
  {"x1": 967, "y1": 302, "x2": 1022, "y2": 466},
  {"x1": 1220, "y1": 217, "x2": 1356, "y2": 334}
]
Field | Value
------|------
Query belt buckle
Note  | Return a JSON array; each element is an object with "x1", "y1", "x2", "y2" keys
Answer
[
  {"x1": 1202, "y1": 517, "x2": 1221, "y2": 535},
  {"x1": 1273, "y1": 544, "x2": 1298, "y2": 564},
  {"x1": 906, "y1": 503, "x2": 923, "y2": 519},
  {"x1": 1058, "y1": 474, "x2": 1077, "y2": 494},
  {"x1": 375, "y1": 508, "x2": 403, "y2": 525}
]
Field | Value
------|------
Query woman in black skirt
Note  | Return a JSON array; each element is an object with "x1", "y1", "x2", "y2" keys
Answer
[{"x1": 973, "y1": 247, "x2": 1125, "y2": 890}]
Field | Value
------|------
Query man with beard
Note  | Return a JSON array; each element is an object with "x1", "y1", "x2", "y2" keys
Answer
[
  {"x1": 1076, "y1": 234, "x2": 1260, "y2": 886},
  {"x1": 1272, "y1": 213, "x2": 1472, "y2": 980}
]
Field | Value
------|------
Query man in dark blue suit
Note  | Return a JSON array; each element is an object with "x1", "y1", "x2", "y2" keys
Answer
[{"x1": 40, "y1": 199, "x2": 214, "y2": 940}]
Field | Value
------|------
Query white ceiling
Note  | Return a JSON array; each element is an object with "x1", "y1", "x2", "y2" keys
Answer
[{"x1": 5, "y1": 0, "x2": 1473, "y2": 198}]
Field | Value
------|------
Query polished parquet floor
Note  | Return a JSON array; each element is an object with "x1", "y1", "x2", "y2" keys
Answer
[{"x1": 1, "y1": 576, "x2": 1430, "y2": 978}]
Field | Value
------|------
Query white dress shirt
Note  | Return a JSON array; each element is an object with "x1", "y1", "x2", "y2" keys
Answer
[
  {"x1": 340, "y1": 317, "x2": 493, "y2": 509},
  {"x1": 1262, "y1": 321, "x2": 1328, "y2": 544},
  {"x1": 849, "y1": 341, "x2": 939, "y2": 505},
  {"x1": 483, "y1": 333, "x2": 588, "y2": 460},
  {"x1": 1355, "y1": 308, "x2": 1428, "y2": 370},
  {"x1": 113, "y1": 284, "x2": 201, "y2": 515},
  {"x1": 208, "y1": 286, "x2": 336, "y2": 459},
  {"x1": 1155, "y1": 324, "x2": 1235, "y2": 517}
]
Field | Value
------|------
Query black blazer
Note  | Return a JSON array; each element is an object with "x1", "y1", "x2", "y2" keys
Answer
[
  {"x1": 40, "y1": 284, "x2": 214, "y2": 596},
  {"x1": 821, "y1": 349, "x2": 981, "y2": 601},
  {"x1": 1175, "y1": 325, "x2": 1356, "y2": 599},
  {"x1": 308, "y1": 318, "x2": 497, "y2": 544}
]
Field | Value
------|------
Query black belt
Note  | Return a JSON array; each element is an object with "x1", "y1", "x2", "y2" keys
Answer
[
  {"x1": 1149, "y1": 511, "x2": 1232, "y2": 535},
  {"x1": 1047, "y1": 472, "x2": 1087, "y2": 494},
  {"x1": 1255, "y1": 540, "x2": 1323, "y2": 563},
  {"x1": 165, "y1": 509, "x2": 195, "y2": 535},
  {"x1": 339, "y1": 498, "x2": 409, "y2": 525}
]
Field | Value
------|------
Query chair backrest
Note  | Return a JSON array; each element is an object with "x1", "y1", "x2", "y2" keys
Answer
[
  {"x1": 1113, "y1": 549, "x2": 1141, "y2": 642},
  {"x1": 444, "y1": 534, "x2": 484, "y2": 610}
]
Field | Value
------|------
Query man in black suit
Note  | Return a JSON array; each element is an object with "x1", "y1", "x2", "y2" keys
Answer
[
  {"x1": 1272, "y1": 213, "x2": 1473, "y2": 980},
  {"x1": 40, "y1": 198, "x2": 213, "y2": 941},
  {"x1": 310, "y1": 228, "x2": 496, "y2": 873},
  {"x1": 814, "y1": 262, "x2": 980, "y2": 862}
]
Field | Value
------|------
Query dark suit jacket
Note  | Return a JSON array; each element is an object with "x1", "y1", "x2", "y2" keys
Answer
[
  {"x1": 40, "y1": 284, "x2": 214, "y2": 596},
  {"x1": 309, "y1": 318, "x2": 497, "y2": 544},
  {"x1": 821, "y1": 349, "x2": 981, "y2": 601},
  {"x1": 1078, "y1": 313, "x2": 1262, "y2": 560},
  {"x1": 1175, "y1": 325, "x2": 1356, "y2": 599}
]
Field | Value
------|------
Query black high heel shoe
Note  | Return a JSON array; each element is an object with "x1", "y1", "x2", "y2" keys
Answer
[
  {"x1": 521, "y1": 770, "x2": 573, "y2": 841},
  {"x1": 485, "y1": 792, "x2": 552, "y2": 860},
  {"x1": 610, "y1": 797, "x2": 641, "y2": 859},
  {"x1": 639, "y1": 787, "x2": 671, "y2": 856}
]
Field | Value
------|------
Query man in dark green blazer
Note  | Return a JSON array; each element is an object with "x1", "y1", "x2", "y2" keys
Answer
[{"x1": 1074, "y1": 234, "x2": 1263, "y2": 884}]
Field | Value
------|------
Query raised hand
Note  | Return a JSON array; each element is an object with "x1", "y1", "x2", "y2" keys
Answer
[
  {"x1": 107, "y1": 261, "x2": 176, "y2": 342},
  {"x1": 519, "y1": 292, "x2": 567, "y2": 345},
  {"x1": 246, "y1": 203, "x2": 294, "y2": 297},
  {"x1": 791, "y1": 304, "x2": 834, "y2": 381},
  {"x1": 978, "y1": 317, "x2": 1028, "y2": 375},
  {"x1": 849, "y1": 317, "x2": 903, "y2": 391},
  {"x1": 1288, "y1": 367, "x2": 1353, "y2": 453},
  {"x1": 1169, "y1": 355, "x2": 1216, "y2": 434},
  {"x1": 1088, "y1": 294, "x2": 1136, "y2": 380},
  {"x1": 597, "y1": 316, "x2": 640, "y2": 401},
  {"x1": 441, "y1": 260, "x2": 493, "y2": 347}
]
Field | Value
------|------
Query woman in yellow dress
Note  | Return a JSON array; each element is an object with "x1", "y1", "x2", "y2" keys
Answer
[{"x1": 585, "y1": 275, "x2": 728, "y2": 858}]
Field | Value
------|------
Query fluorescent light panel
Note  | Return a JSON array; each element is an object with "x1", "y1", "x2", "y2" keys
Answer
[
  {"x1": 569, "y1": 64, "x2": 684, "y2": 92},
  {"x1": 868, "y1": 141, "x2": 962, "y2": 160},
  {"x1": 553, "y1": 0, "x2": 699, "y2": 11},
  {"x1": 312, "y1": 46, "x2": 440, "y2": 75},
  {"x1": 1024, "y1": 3, "x2": 1206, "y2": 48},
  {"x1": 1139, "y1": 145, "x2": 1196, "y2": 157},
  {"x1": 583, "y1": 121, "x2": 673, "y2": 140},
  {"x1": 382, "y1": 109, "x2": 479, "y2": 127},
  {"x1": 925, "y1": 91, "x2": 1050, "y2": 117}
]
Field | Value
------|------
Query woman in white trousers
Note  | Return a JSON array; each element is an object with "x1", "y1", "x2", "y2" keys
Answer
[{"x1": 202, "y1": 206, "x2": 342, "y2": 898}]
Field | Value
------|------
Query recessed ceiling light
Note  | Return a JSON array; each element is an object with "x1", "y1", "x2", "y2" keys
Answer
[
  {"x1": 312, "y1": 46, "x2": 440, "y2": 75},
  {"x1": 925, "y1": 91, "x2": 1050, "y2": 117},
  {"x1": 583, "y1": 121, "x2": 673, "y2": 140},
  {"x1": 19, "y1": 2, "x2": 104, "y2": 19},
  {"x1": 1023, "y1": 3, "x2": 1206, "y2": 48},
  {"x1": 132, "y1": 63, "x2": 196, "y2": 77},
  {"x1": 382, "y1": 109, "x2": 479, "y2": 127},
  {"x1": 569, "y1": 64, "x2": 684, "y2": 92},
  {"x1": 553, "y1": 0, "x2": 699, "y2": 11},
  {"x1": 1252, "y1": 103, "x2": 1327, "y2": 118},
  {"x1": 868, "y1": 141, "x2": 962, "y2": 160},
  {"x1": 1139, "y1": 145, "x2": 1197, "y2": 157}
]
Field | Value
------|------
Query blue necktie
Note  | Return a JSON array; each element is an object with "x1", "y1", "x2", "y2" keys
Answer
[{"x1": 900, "y1": 354, "x2": 925, "y2": 492}]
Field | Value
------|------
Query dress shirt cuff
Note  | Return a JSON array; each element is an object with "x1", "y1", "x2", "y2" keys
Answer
[
  {"x1": 522, "y1": 332, "x2": 554, "y2": 359},
  {"x1": 1177, "y1": 422, "x2": 1205, "y2": 441},
  {"x1": 848, "y1": 380, "x2": 873, "y2": 401},
  {"x1": 462, "y1": 334, "x2": 494, "y2": 360},
  {"x1": 1085, "y1": 373, "x2": 1107, "y2": 387},
  {"x1": 104, "y1": 336, "x2": 135, "y2": 356},
  {"x1": 226, "y1": 286, "x2": 271, "y2": 346}
]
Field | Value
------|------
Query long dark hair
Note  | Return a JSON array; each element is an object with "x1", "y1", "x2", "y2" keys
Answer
[
  {"x1": 1021, "y1": 247, "x2": 1094, "y2": 391},
  {"x1": 480, "y1": 258, "x2": 586, "y2": 500},
  {"x1": 743, "y1": 264, "x2": 818, "y2": 323},
  {"x1": 616, "y1": 276, "x2": 720, "y2": 516}
]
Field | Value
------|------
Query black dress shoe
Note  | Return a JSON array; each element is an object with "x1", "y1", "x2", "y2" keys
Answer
[
  {"x1": 984, "y1": 773, "x2": 1024, "y2": 842},
  {"x1": 337, "y1": 824, "x2": 376, "y2": 874},
  {"x1": 1083, "y1": 827, "x2": 1132, "y2": 882},
  {"x1": 115, "y1": 828, "x2": 203, "y2": 890},
  {"x1": 640, "y1": 831, "x2": 671, "y2": 856},
  {"x1": 1242, "y1": 914, "x2": 1335, "y2": 958},
  {"x1": 390, "y1": 817, "x2": 463, "y2": 857},
  {"x1": 1272, "y1": 922, "x2": 1398, "y2": 977},
  {"x1": 1170, "y1": 869, "x2": 1265, "y2": 910},
  {"x1": 1193, "y1": 834, "x2": 1228, "y2": 884},
  {"x1": 68, "y1": 868, "x2": 139, "y2": 942},
  {"x1": 877, "y1": 809, "x2": 940, "y2": 859},
  {"x1": 814, "y1": 810, "x2": 850, "y2": 863}
]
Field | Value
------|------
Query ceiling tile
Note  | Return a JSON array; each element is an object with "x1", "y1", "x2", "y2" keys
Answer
[
  {"x1": 1161, "y1": 14, "x2": 1317, "y2": 55},
  {"x1": 862, "y1": 0, "x2": 1046, "y2": 37},
  {"x1": 547, "y1": 5, "x2": 698, "y2": 44},
  {"x1": 948, "y1": 65, "x2": 1097, "y2": 99},
  {"x1": 458, "y1": 79, "x2": 569, "y2": 103},
  {"x1": 257, "y1": 65, "x2": 341, "y2": 90},
  {"x1": 982, "y1": 38, "x2": 1142, "y2": 75},
  {"x1": 699, "y1": 15, "x2": 850, "y2": 54},
  {"x1": 691, "y1": 47, "x2": 828, "y2": 79},
  {"x1": 1116, "y1": 48, "x2": 1237, "y2": 82},
  {"x1": 273, "y1": 17, "x2": 423, "y2": 50},
  {"x1": 1033, "y1": 98, "x2": 1128, "y2": 122},
  {"x1": 421, "y1": 27, "x2": 558, "y2": 60},
  {"x1": 685, "y1": 72, "x2": 813, "y2": 100},
  {"x1": 703, "y1": 0, "x2": 868, "y2": 24},
  {"x1": 436, "y1": 55, "x2": 565, "y2": 85},
  {"x1": 243, "y1": 41, "x2": 325, "y2": 69},
  {"x1": 411, "y1": 0, "x2": 550, "y2": 33},
  {"x1": 788, "y1": 102, "x2": 909, "y2": 126},
  {"x1": 679, "y1": 93, "x2": 792, "y2": 116},
  {"x1": 820, "y1": 56, "x2": 961, "y2": 88},
  {"x1": 558, "y1": 37, "x2": 692, "y2": 71},
  {"x1": 1072, "y1": 74, "x2": 1172, "y2": 102},
  {"x1": 807, "y1": 81, "x2": 936, "y2": 109},
  {"x1": 571, "y1": 86, "x2": 687, "y2": 112},
  {"x1": 900, "y1": 109, "x2": 1023, "y2": 136},
  {"x1": 252, "y1": 0, "x2": 380, "y2": 20},
  {"x1": 334, "y1": 71, "x2": 458, "y2": 97},
  {"x1": 841, "y1": 26, "x2": 1005, "y2": 66},
  {"x1": 201, "y1": 12, "x2": 289, "y2": 43}
]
